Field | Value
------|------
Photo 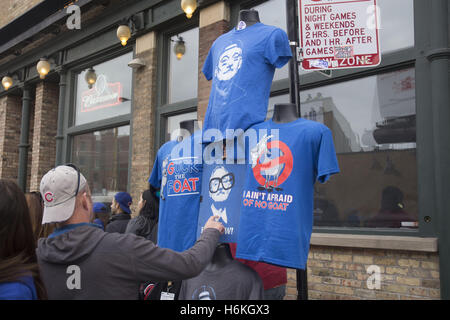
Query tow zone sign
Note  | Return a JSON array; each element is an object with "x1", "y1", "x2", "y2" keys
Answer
[{"x1": 299, "y1": 0, "x2": 381, "y2": 70}]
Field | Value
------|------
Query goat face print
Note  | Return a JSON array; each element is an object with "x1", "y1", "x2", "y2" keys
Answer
[{"x1": 251, "y1": 134, "x2": 293, "y2": 192}]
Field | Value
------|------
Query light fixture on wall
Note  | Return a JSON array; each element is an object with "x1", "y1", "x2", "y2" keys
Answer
[
  {"x1": 85, "y1": 67, "x2": 97, "y2": 89},
  {"x1": 1, "y1": 70, "x2": 25, "y2": 90},
  {"x1": 116, "y1": 13, "x2": 145, "y2": 46},
  {"x1": 173, "y1": 36, "x2": 186, "y2": 60},
  {"x1": 37, "y1": 57, "x2": 51, "y2": 79},
  {"x1": 181, "y1": 0, "x2": 197, "y2": 19},
  {"x1": 1, "y1": 75, "x2": 13, "y2": 90},
  {"x1": 117, "y1": 24, "x2": 131, "y2": 46},
  {"x1": 35, "y1": 52, "x2": 63, "y2": 80}
]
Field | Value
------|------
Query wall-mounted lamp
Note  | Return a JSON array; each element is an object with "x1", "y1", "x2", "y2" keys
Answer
[
  {"x1": 173, "y1": 36, "x2": 186, "y2": 60},
  {"x1": 181, "y1": 0, "x2": 197, "y2": 19},
  {"x1": 116, "y1": 13, "x2": 145, "y2": 46},
  {"x1": 85, "y1": 67, "x2": 97, "y2": 89},
  {"x1": 2, "y1": 70, "x2": 25, "y2": 90},
  {"x1": 117, "y1": 24, "x2": 131, "y2": 46},
  {"x1": 37, "y1": 57, "x2": 51, "y2": 79},
  {"x1": 35, "y1": 52, "x2": 63, "y2": 80},
  {"x1": 1, "y1": 75, "x2": 13, "y2": 90}
]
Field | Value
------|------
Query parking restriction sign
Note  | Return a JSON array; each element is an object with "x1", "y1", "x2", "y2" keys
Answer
[{"x1": 299, "y1": 0, "x2": 381, "y2": 70}]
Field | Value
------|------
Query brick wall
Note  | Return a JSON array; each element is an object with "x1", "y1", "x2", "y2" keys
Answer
[
  {"x1": 129, "y1": 33, "x2": 158, "y2": 215},
  {"x1": 305, "y1": 246, "x2": 440, "y2": 300},
  {"x1": 29, "y1": 81, "x2": 59, "y2": 191},
  {"x1": 0, "y1": 92, "x2": 36, "y2": 191},
  {"x1": 285, "y1": 269, "x2": 298, "y2": 300},
  {"x1": 0, "y1": 94, "x2": 21, "y2": 180},
  {"x1": 0, "y1": 0, "x2": 45, "y2": 29}
]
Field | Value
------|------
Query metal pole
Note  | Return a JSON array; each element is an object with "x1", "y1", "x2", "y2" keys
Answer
[
  {"x1": 55, "y1": 68, "x2": 67, "y2": 166},
  {"x1": 296, "y1": 268, "x2": 308, "y2": 300},
  {"x1": 286, "y1": 0, "x2": 301, "y2": 117},
  {"x1": 428, "y1": 0, "x2": 450, "y2": 300},
  {"x1": 17, "y1": 85, "x2": 32, "y2": 192},
  {"x1": 286, "y1": 0, "x2": 308, "y2": 300}
]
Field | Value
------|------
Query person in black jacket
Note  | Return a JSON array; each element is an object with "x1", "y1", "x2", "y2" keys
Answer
[
  {"x1": 105, "y1": 192, "x2": 132, "y2": 233},
  {"x1": 125, "y1": 189, "x2": 158, "y2": 243}
]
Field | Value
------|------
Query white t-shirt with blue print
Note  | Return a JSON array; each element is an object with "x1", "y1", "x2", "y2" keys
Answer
[{"x1": 202, "y1": 23, "x2": 292, "y2": 142}]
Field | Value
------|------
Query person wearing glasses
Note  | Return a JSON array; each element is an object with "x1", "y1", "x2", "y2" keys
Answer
[
  {"x1": 35, "y1": 165, "x2": 225, "y2": 299},
  {"x1": 209, "y1": 166, "x2": 235, "y2": 224}
]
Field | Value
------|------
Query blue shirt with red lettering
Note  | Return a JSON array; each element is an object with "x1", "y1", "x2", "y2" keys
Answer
[{"x1": 149, "y1": 132, "x2": 203, "y2": 252}]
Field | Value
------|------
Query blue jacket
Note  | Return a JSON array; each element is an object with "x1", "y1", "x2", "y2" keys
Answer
[{"x1": 0, "y1": 276, "x2": 37, "y2": 300}]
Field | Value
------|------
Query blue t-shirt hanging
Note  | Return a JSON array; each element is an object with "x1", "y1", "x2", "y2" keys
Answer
[
  {"x1": 148, "y1": 132, "x2": 203, "y2": 252},
  {"x1": 235, "y1": 119, "x2": 340, "y2": 269},
  {"x1": 202, "y1": 23, "x2": 292, "y2": 142}
]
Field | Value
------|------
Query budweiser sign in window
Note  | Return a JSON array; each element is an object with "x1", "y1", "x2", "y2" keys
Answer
[{"x1": 74, "y1": 52, "x2": 132, "y2": 126}]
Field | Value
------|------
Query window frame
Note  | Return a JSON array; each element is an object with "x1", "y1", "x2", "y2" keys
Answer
[
  {"x1": 63, "y1": 47, "x2": 134, "y2": 195},
  {"x1": 155, "y1": 18, "x2": 200, "y2": 150},
  {"x1": 228, "y1": 0, "x2": 436, "y2": 237}
]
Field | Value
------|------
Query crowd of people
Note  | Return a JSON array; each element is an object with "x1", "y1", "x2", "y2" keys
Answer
[
  {"x1": 0, "y1": 164, "x2": 224, "y2": 300},
  {"x1": 0, "y1": 164, "x2": 287, "y2": 300}
]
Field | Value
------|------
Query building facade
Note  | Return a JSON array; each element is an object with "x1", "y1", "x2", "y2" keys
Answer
[{"x1": 0, "y1": 0, "x2": 448, "y2": 300}]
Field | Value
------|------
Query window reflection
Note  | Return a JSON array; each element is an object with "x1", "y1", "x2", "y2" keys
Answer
[
  {"x1": 378, "y1": 0, "x2": 415, "y2": 53},
  {"x1": 250, "y1": 0, "x2": 414, "y2": 79},
  {"x1": 166, "y1": 111, "x2": 198, "y2": 142},
  {"x1": 250, "y1": 0, "x2": 290, "y2": 81},
  {"x1": 72, "y1": 125, "x2": 130, "y2": 200},
  {"x1": 168, "y1": 28, "x2": 199, "y2": 104},
  {"x1": 300, "y1": 68, "x2": 418, "y2": 228},
  {"x1": 266, "y1": 93, "x2": 290, "y2": 120},
  {"x1": 75, "y1": 52, "x2": 133, "y2": 126}
]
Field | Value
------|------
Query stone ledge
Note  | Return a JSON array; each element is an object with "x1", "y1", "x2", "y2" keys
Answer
[
  {"x1": 310, "y1": 233, "x2": 438, "y2": 252},
  {"x1": 200, "y1": 1, "x2": 230, "y2": 28}
]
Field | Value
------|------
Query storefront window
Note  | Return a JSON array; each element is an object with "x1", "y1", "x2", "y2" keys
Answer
[
  {"x1": 72, "y1": 125, "x2": 130, "y2": 198},
  {"x1": 250, "y1": 0, "x2": 414, "y2": 78},
  {"x1": 166, "y1": 111, "x2": 198, "y2": 142},
  {"x1": 378, "y1": 0, "x2": 414, "y2": 54},
  {"x1": 250, "y1": 0, "x2": 289, "y2": 81},
  {"x1": 300, "y1": 67, "x2": 418, "y2": 228},
  {"x1": 267, "y1": 93, "x2": 290, "y2": 119},
  {"x1": 168, "y1": 28, "x2": 199, "y2": 104},
  {"x1": 74, "y1": 52, "x2": 133, "y2": 126}
]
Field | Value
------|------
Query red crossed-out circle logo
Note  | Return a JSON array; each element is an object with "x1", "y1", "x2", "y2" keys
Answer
[
  {"x1": 44, "y1": 192, "x2": 54, "y2": 203},
  {"x1": 252, "y1": 140, "x2": 293, "y2": 188}
]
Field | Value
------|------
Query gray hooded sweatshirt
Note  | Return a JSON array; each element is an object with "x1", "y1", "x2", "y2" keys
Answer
[{"x1": 36, "y1": 224, "x2": 220, "y2": 300}]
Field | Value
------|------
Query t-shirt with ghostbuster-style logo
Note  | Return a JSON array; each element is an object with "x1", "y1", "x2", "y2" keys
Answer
[
  {"x1": 235, "y1": 119, "x2": 340, "y2": 269},
  {"x1": 148, "y1": 132, "x2": 204, "y2": 252},
  {"x1": 202, "y1": 22, "x2": 292, "y2": 142}
]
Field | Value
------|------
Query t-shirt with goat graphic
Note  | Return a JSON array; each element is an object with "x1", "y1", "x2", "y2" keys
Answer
[{"x1": 236, "y1": 119, "x2": 340, "y2": 269}]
